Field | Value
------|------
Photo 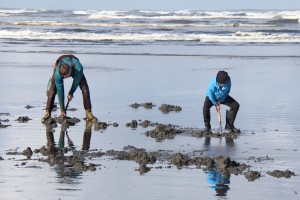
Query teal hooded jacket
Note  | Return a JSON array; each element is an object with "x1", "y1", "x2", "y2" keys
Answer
[
  {"x1": 54, "y1": 56, "x2": 83, "y2": 109},
  {"x1": 206, "y1": 77, "x2": 231, "y2": 105}
]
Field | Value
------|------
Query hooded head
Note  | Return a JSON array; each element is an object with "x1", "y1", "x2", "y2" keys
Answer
[
  {"x1": 216, "y1": 70, "x2": 229, "y2": 84},
  {"x1": 59, "y1": 63, "x2": 72, "y2": 78}
]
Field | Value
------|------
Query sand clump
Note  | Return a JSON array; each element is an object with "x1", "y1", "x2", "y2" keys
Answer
[
  {"x1": 4, "y1": 144, "x2": 296, "y2": 181},
  {"x1": 145, "y1": 124, "x2": 182, "y2": 142},
  {"x1": 130, "y1": 102, "x2": 155, "y2": 109},
  {"x1": 25, "y1": 105, "x2": 34, "y2": 109},
  {"x1": 15, "y1": 116, "x2": 32, "y2": 123},
  {"x1": 159, "y1": 104, "x2": 182, "y2": 113},
  {"x1": 42, "y1": 117, "x2": 80, "y2": 130},
  {"x1": 192, "y1": 130, "x2": 239, "y2": 139},
  {"x1": 126, "y1": 120, "x2": 138, "y2": 128},
  {"x1": 171, "y1": 153, "x2": 249, "y2": 176},
  {"x1": 267, "y1": 170, "x2": 296, "y2": 178},
  {"x1": 22, "y1": 147, "x2": 33, "y2": 159},
  {"x1": 106, "y1": 146, "x2": 157, "y2": 174},
  {"x1": 94, "y1": 121, "x2": 108, "y2": 130},
  {"x1": 36, "y1": 145, "x2": 102, "y2": 174},
  {"x1": 244, "y1": 171, "x2": 261, "y2": 181},
  {"x1": 0, "y1": 122, "x2": 10, "y2": 128}
]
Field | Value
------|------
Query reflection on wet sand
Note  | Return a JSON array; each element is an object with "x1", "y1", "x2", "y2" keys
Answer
[
  {"x1": 203, "y1": 136, "x2": 235, "y2": 148},
  {"x1": 45, "y1": 120, "x2": 95, "y2": 180},
  {"x1": 206, "y1": 169, "x2": 230, "y2": 197}
]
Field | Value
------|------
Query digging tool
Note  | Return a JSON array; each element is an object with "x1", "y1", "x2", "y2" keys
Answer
[
  {"x1": 62, "y1": 100, "x2": 70, "y2": 125},
  {"x1": 65, "y1": 100, "x2": 70, "y2": 111},
  {"x1": 217, "y1": 106, "x2": 222, "y2": 134}
]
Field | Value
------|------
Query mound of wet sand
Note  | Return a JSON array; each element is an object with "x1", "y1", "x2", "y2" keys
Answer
[
  {"x1": 4, "y1": 144, "x2": 297, "y2": 181},
  {"x1": 267, "y1": 170, "x2": 296, "y2": 178},
  {"x1": 159, "y1": 104, "x2": 182, "y2": 113},
  {"x1": 130, "y1": 102, "x2": 155, "y2": 109},
  {"x1": 192, "y1": 130, "x2": 239, "y2": 139},
  {"x1": 25, "y1": 105, "x2": 34, "y2": 109},
  {"x1": 244, "y1": 171, "x2": 261, "y2": 182},
  {"x1": 42, "y1": 117, "x2": 81, "y2": 129},
  {"x1": 15, "y1": 116, "x2": 32, "y2": 123},
  {"x1": 145, "y1": 124, "x2": 182, "y2": 142},
  {"x1": 126, "y1": 120, "x2": 138, "y2": 128},
  {"x1": 35, "y1": 145, "x2": 103, "y2": 174},
  {"x1": 94, "y1": 121, "x2": 108, "y2": 130},
  {"x1": 94, "y1": 121, "x2": 119, "y2": 130},
  {"x1": 0, "y1": 122, "x2": 10, "y2": 128},
  {"x1": 22, "y1": 147, "x2": 33, "y2": 159}
]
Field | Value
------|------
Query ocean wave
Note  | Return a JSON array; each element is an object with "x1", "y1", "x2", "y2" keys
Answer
[
  {"x1": 12, "y1": 21, "x2": 80, "y2": 26},
  {"x1": 268, "y1": 18, "x2": 300, "y2": 24},
  {"x1": 9, "y1": 20, "x2": 276, "y2": 29},
  {"x1": 2, "y1": 8, "x2": 300, "y2": 21},
  {"x1": 1, "y1": 30, "x2": 299, "y2": 43},
  {"x1": 86, "y1": 10, "x2": 300, "y2": 21},
  {"x1": 0, "y1": 9, "x2": 38, "y2": 14}
]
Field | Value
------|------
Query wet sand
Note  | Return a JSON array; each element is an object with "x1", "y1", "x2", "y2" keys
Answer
[{"x1": 0, "y1": 47, "x2": 300, "y2": 199}]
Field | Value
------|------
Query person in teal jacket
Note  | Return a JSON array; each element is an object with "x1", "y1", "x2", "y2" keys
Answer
[
  {"x1": 203, "y1": 70, "x2": 240, "y2": 132},
  {"x1": 41, "y1": 55, "x2": 97, "y2": 123}
]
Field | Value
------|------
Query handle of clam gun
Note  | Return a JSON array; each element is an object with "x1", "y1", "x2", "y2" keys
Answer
[
  {"x1": 66, "y1": 100, "x2": 70, "y2": 111},
  {"x1": 217, "y1": 106, "x2": 222, "y2": 134}
]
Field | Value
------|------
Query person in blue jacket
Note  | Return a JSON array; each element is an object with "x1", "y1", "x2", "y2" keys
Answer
[
  {"x1": 41, "y1": 55, "x2": 97, "y2": 123},
  {"x1": 203, "y1": 70, "x2": 240, "y2": 132}
]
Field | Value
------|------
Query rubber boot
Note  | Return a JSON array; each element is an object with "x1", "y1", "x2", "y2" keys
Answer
[
  {"x1": 203, "y1": 111, "x2": 211, "y2": 132},
  {"x1": 86, "y1": 110, "x2": 97, "y2": 122},
  {"x1": 225, "y1": 110, "x2": 240, "y2": 133},
  {"x1": 41, "y1": 110, "x2": 51, "y2": 124}
]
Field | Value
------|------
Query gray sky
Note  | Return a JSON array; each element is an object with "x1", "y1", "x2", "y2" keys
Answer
[{"x1": 1, "y1": 0, "x2": 300, "y2": 10}]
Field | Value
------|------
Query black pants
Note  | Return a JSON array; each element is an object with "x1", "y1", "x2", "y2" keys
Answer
[
  {"x1": 46, "y1": 74, "x2": 92, "y2": 112},
  {"x1": 203, "y1": 95, "x2": 239, "y2": 127}
]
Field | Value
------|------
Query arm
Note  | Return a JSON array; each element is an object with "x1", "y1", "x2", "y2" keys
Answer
[
  {"x1": 219, "y1": 79, "x2": 231, "y2": 103},
  {"x1": 69, "y1": 58, "x2": 83, "y2": 95},
  {"x1": 206, "y1": 80, "x2": 218, "y2": 105}
]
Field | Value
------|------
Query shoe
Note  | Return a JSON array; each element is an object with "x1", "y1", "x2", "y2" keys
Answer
[
  {"x1": 225, "y1": 124, "x2": 240, "y2": 133},
  {"x1": 204, "y1": 124, "x2": 211, "y2": 132},
  {"x1": 225, "y1": 110, "x2": 240, "y2": 133},
  {"x1": 41, "y1": 111, "x2": 51, "y2": 123},
  {"x1": 86, "y1": 110, "x2": 97, "y2": 122}
]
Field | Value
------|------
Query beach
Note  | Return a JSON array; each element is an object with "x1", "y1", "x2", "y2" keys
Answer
[{"x1": 0, "y1": 8, "x2": 300, "y2": 200}]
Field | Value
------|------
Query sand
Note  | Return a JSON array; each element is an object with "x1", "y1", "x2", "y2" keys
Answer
[{"x1": 0, "y1": 47, "x2": 300, "y2": 199}]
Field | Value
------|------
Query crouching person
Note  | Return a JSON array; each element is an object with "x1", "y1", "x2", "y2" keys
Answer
[{"x1": 42, "y1": 55, "x2": 97, "y2": 123}]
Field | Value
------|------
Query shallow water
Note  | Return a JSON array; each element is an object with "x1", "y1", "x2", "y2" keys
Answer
[{"x1": 0, "y1": 44, "x2": 300, "y2": 199}]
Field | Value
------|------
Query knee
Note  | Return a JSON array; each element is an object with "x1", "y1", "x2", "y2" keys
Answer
[
  {"x1": 203, "y1": 105, "x2": 210, "y2": 113},
  {"x1": 234, "y1": 102, "x2": 240, "y2": 111},
  {"x1": 81, "y1": 86, "x2": 89, "y2": 95},
  {"x1": 48, "y1": 90, "x2": 56, "y2": 97}
]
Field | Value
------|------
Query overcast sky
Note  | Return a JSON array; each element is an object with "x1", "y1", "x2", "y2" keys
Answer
[{"x1": 1, "y1": 0, "x2": 300, "y2": 10}]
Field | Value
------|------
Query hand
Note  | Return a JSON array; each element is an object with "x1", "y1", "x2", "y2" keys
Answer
[
  {"x1": 68, "y1": 94, "x2": 73, "y2": 101},
  {"x1": 61, "y1": 109, "x2": 67, "y2": 119},
  {"x1": 215, "y1": 101, "x2": 221, "y2": 111}
]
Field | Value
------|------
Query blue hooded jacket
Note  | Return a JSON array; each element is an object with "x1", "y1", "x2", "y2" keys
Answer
[
  {"x1": 206, "y1": 76, "x2": 231, "y2": 105},
  {"x1": 54, "y1": 56, "x2": 83, "y2": 109}
]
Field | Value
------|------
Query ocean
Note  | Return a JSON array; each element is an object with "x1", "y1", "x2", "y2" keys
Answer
[
  {"x1": 1, "y1": 9, "x2": 300, "y2": 47},
  {"x1": 0, "y1": 8, "x2": 300, "y2": 200}
]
